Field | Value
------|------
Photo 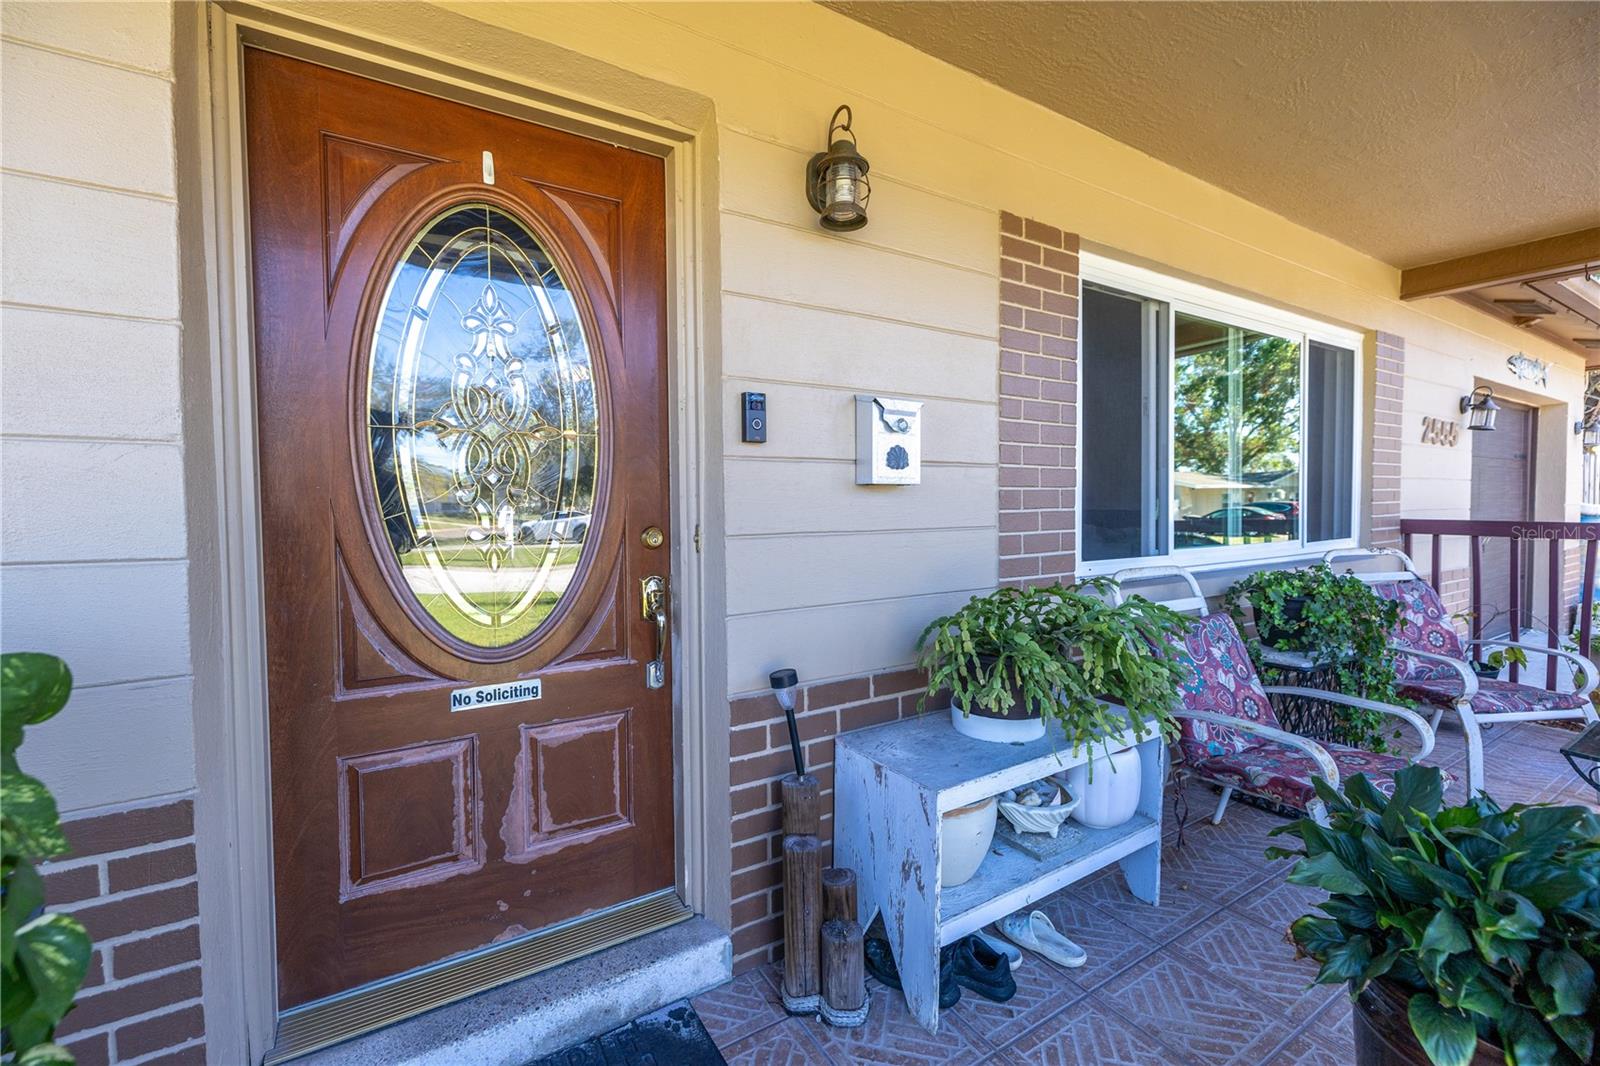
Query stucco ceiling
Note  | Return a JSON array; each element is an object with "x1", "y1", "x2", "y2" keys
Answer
[{"x1": 824, "y1": 1, "x2": 1600, "y2": 269}]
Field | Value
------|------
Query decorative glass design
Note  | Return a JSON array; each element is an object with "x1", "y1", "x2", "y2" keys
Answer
[{"x1": 367, "y1": 203, "x2": 599, "y2": 648}]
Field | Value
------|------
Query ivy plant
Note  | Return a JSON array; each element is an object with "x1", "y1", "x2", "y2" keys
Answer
[
  {"x1": 917, "y1": 580, "x2": 1193, "y2": 756},
  {"x1": 3, "y1": 653, "x2": 92, "y2": 1065},
  {"x1": 1271, "y1": 766, "x2": 1599, "y2": 1066},
  {"x1": 1221, "y1": 563, "x2": 1404, "y2": 749}
]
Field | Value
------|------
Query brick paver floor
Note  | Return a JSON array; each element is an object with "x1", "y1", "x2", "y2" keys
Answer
[{"x1": 693, "y1": 720, "x2": 1597, "y2": 1065}]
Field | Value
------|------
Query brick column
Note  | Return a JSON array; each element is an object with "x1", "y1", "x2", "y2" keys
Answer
[
  {"x1": 1371, "y1": 332, "x2": 1405, "y2": 548},
  {"x1": 998, "y1": 213, "x2": 1079, "y2": 587}
]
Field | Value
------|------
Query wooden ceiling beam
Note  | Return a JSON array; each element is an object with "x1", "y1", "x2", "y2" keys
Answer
[{"x1": 1400, "y1": 227, "x2": 1600, "y2": 301}]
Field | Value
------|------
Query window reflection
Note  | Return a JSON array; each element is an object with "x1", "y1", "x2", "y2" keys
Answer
[
  {"x1": 1172, "y1": 312, "x2": 1300, "y2": 549},
  {"x1": 367, "y1": 204, "x2": 599, "y2": 648}
]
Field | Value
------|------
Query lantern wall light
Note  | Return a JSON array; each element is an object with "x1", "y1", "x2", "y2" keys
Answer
[
  {"x1": 1460, "y1": 385, "x2": 1500, "y2": 431},
  {"x1": 807, "y1": 105, "x2": 870, "y2": 232}
]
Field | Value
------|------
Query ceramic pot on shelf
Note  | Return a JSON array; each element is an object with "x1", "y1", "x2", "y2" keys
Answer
[
  {"x1": 940, "y1": 796, "x2": 998, "y2": 887},
  {"x1": 1064, "y1": 745, "x2": 1141, "y2": 829},
  {"x1": 948, "y1": 655, "x2": 1047, "y2": 744},
  {"x1": 949, "y1": 688, "x2": 1047, "y2": 744}
]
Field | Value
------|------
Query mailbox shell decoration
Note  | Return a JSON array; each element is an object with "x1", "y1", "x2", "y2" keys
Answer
[{"x1": 856, "y1": 395, "x2": 923, "y2": 485}]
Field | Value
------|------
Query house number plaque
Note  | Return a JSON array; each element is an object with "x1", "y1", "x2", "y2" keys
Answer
[{"x1": 1420, "y1": 416, "x2": 1460, "y2": 447}]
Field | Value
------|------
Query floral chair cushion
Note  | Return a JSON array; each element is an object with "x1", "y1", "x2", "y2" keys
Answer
[
  {"x1": 1397, "y1": 675, "x2": 1590, "y2": 715},
  {"x1": 1370, "y1": 579, "x2": 1464, "y2": 683},
  {"x1": 1189, "y1": 739, "x2": 1436, "y2": 813},
  {"x1": 1172, "y1": 613, "x2": 1280, "y2": 765}
]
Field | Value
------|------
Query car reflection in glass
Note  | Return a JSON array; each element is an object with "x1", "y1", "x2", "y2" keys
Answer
[
  {"x1": 519, "y1": 511, "x2": 592, "y2": 544},
  {"x1": 1175, "y1": 504, "x2": 1292, "y2": 541}
]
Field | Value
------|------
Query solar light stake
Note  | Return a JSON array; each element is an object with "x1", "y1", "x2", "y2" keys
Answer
[{"x1": 771, "y1": 668, "x2": 804, "y2": 776}]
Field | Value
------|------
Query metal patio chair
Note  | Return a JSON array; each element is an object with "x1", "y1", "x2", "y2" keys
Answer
[
  {"x1": 1323, "y1": 548, "x2": 1598, "y2": 796},
  {"x1": 1109, "y1": 566, "x2": 1436, "y2": 826}
]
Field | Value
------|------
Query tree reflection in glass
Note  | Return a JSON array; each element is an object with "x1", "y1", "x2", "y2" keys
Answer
[
  {"x1": 1172, "y1": 312, "x2": 1300, "y2": 549},
  {"x1": 366, "y1": 203, "x2": 599, "y2": 648}
]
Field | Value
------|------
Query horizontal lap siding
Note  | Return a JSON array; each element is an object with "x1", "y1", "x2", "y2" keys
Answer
[
  {"x1": 717, "y1": 129, "x2": 1002, "y2": 968},
  {"x1": 718, "y1": 130, "x2": 1000, "y2": 698},
  {"x1": 1, "y1": 4, "x2": 203, "y2": 1061}
]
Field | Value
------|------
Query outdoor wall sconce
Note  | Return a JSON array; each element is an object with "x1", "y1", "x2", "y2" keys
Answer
[
  {"x1": 807, "y1": 105, "x2": 871, "y2": 232},
  {"x1": 1583, "y1": 423, "x2": 1600, "y2": 449},
  {"x1": 1460, "y1": 385, "x2": 1500, "y2": 431}
]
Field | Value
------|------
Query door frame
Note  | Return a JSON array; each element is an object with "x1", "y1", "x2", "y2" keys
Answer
[{"x1": 178, "y1": 4, "x2": 726, "y2": 1059}]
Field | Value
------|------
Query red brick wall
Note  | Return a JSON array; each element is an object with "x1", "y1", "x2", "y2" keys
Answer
[
  {"x1": 998, "y1": 212, "x2": 1079, "y2": 587},
  {"x1": 726, "y1": 668, "x2": 944, "y2": 973},
  {"x1": 41, "y1": 797, "x2": 205, "y2": 1065},
  {"x1": 1371, "y1": 332, "x2": 1405, "y2": 549}
]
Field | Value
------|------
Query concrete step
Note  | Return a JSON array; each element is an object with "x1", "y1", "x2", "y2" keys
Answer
[{"x1": 294, "y1": 917, "x2": 731, "y2": 1065}]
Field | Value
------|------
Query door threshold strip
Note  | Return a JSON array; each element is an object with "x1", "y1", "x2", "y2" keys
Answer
[{"x1": 265, "y1": 889, "x2": 693, "y2": 1064}]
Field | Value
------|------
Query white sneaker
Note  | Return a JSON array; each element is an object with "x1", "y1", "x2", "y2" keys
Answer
[
  {"x1": 998, "y1": 910, "x2": 1087, "y2": 968},
  {"x1": 975, "y1": 927, "x2": 1022, "y2": 971}
]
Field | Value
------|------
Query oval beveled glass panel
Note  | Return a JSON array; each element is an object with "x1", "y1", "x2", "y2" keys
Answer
[{"x1": 367, "y1": 203, "x2": 599, "y2": 649}]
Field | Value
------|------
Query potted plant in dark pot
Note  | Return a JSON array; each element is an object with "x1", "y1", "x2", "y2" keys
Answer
[
  {"x1": 1271, "y1": 765, "x2": 1598, "y2": 1066},
  {"x1": 1222, "y1": 562, "x2": 1405, "y2": 749}
]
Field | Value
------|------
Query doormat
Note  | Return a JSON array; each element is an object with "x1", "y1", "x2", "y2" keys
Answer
[{"x1": 528, "y1": 1001, "x2": 726, "y2": 1066}]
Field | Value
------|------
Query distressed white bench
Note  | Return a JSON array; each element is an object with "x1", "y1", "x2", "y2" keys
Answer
[{"x1": 834, "y1": 711, "x2": 1165, "y2": 1033}]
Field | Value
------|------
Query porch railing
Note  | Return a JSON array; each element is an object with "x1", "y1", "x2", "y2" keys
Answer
[{"x1": 1400, "y1": 519, "x2": 1597, "y2": 689}]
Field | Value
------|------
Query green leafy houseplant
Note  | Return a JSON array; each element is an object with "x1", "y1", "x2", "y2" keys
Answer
[
  {"x1": 1271, "y1": 765, "x2": 1599, "y2": 1066},
  {"x1": 1222, "y1": 563, "x2": 1404, "y2": 749},
  {"x1": 3, "y1": 653, "x2": 92, "y2": 1065},
  {"x1": 916, "y1": 579, "x2": 1194, "y2": 754}
]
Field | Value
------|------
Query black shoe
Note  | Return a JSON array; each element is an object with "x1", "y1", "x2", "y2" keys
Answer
[
  {"x1": 862, "y1": 937, "x2": 961, "y2": 1009},
  {"x1": 951, "y1": 935, "x2": 1017, "y2": 1002}
]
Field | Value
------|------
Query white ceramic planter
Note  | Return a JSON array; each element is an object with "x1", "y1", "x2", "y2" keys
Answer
[
  {"x1": 949, "y1": 699, "x2": 1046, "y2": 744},
  {"x1": 1065, "y1": 745, "x2": 1141, "y2": 829},
  {"x1": 940, "y1": 796, "x2": 998, "y2": 887}
]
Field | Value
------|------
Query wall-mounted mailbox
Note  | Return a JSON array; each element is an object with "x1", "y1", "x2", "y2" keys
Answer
[{"x1": 856, "y1": 395, "x2": 923, "y2": 485}]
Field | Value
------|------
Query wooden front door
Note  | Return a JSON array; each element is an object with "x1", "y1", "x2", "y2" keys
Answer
[{"x1": 245, "y1": 51, "x2": 673, "y2": 1009}]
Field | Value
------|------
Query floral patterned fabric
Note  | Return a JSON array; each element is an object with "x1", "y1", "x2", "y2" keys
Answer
[
  {"x1": 1189, "y1": 739, "x2": 1432, "y2": 812},
  {"x1": 1370, "y1": 579, "x2": 1464, "y2": 682},
  {"x1": 1397, "y1": 675, "x2": 1590, "y2": 715},
  {"x1": 1371, "y1": 578, "x2": 1589, "y2": 716},
  {"x1": 1172, "y1": 613, "x2": 1281, "y2": 766}
]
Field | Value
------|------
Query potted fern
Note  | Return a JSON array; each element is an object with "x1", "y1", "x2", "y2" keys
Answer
[
  {"x1": 1222, "y1": 563, "x2": 1404, "y2": 749},
  {"x1": 915, "y1": 579, "x2": 1191, "y2": 751},
  {"x1": 1271, "y1": 766, "x2": 1598, "y2": 1066}
]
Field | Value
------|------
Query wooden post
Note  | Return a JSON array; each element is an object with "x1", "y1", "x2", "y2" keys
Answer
[
  {"x1": 820, "y1": 917, "x2": 867, "y2": 1027},
  {"x1": 781, "y1": 773, "x2": 820, "y2": 836},
  {"x1": 819, "y1": 865, "x2": 868, "y2": 1024},
  {"x1": 780, "y1": 773, "x2": 822, "y2": 1014},
  {"x1": 821, "y1": 866, "x2": 857, "y2": 924}
]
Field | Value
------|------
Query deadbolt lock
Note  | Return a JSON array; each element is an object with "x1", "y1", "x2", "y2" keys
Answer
[{"x1": 641, "y1": 526, "x2": 665, "y2": 549}]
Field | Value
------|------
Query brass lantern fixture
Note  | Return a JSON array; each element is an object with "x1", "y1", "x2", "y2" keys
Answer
[
  {"x1": 807, "y1": 105, "x2": 870, "y2": 231},
  {"x1": 1460, "y1": 385, "x2": 1500, "y2": 431}
]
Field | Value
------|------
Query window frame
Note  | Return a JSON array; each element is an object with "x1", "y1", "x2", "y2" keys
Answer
[{"x1": 1076, "y1": 252, "x2": 1365, "y2": 577}]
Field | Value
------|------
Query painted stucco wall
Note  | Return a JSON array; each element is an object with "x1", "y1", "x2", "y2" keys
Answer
[{"x1": 1, "y1": 2, "x2": 197, "y2": 814}]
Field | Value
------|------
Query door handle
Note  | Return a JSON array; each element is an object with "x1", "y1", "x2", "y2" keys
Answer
[{"x1": 641, "y1": 576, "x2": 667, "y2": 689}]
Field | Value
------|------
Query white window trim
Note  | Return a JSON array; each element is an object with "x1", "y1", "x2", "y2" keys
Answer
[{"x1": 1075, "y1": 252, "x2": 1365, "y2": 578}]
